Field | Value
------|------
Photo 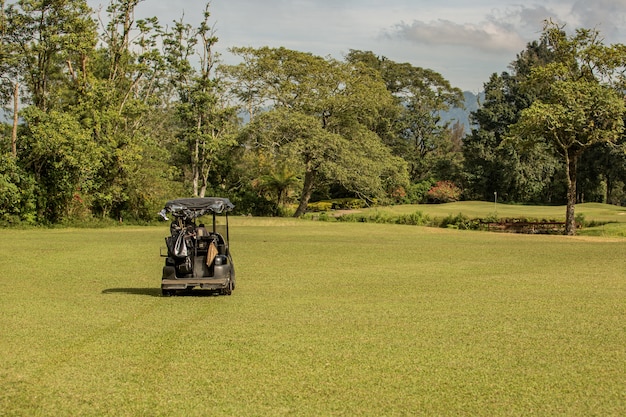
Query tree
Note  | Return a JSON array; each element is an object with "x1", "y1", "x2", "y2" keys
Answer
[
  {"x1": 2, "y1": 0, "x2": 103, "y2": 222},
  {"x1": 463, "y1": 40, "x2": 564, "y2": 203},
  {"x1": 0, "y1": 0, "x2": 21, "y2": 158},
  {"x1": 511, "y1": 22, "x2": 626, "y2": 234},
  {"x1": 577, "y1": 135, "x2": 626, "y2": 205},
  {"x1": 20, "y1": 107, "x2": 99, "y2": 222},
  {"x1": 4, "y1": 0, "x2": 97, "y2": 112},
  {"x1": 226, "y1": 47, "x2": 408, "y2": 216},
  {"x1": 255, "y1": 163, "x2": 300, "y2": 208},
  {"x1": 346, "y1": 50, "x2": 464, "y2": 183},
  {"x1": 84, "y1": 0, "x2": 180, "y2": 220},
  {"x1": 0, "y1": 151, "x2": 36, "y2": 223},
  {"x1": 163, "y1": 4, "x2": 238, "y2": 198}
]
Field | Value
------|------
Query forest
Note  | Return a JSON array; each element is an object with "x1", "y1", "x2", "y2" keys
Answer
[{"x1": 1, "y1": 0, "x2": 626, "y2": 230}]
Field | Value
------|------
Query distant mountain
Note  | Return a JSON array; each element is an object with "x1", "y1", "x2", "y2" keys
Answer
[{"x1": 439, "y1": 91, "x2": 484, "y2": 134}]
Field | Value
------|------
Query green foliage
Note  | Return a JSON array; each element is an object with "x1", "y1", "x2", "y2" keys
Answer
[
  {"x1": 395, "y1": 210, "x2": 430, "y2": 226},
  {"x1": 335, "y1": 209, "x2": 430, "y2": 226},
  {"x1": 3, "y1": 0, "x2": 626, "y2": 229},
  {"x1": 0, "y1": 153, "x2": 37, "y2": 224},
  {"x1": 511, "y1": 22, "x2": 626, "y2": 234},
  {"x1": 163, "y1": 6, "x2": 239, "y2": 198},
  {"x1": 255, "y1": 164, "x2": 301, "y2": 207},
  {"x1": 21, "y1": 107, "x2": 99, "y2": 222},
  {"x1": 229, "y1": 190, "x2": 279, "y2": 217},
  {"x1": 306, "y1": 201, "x2": 333, "y2": 212},
  {"x1": 346, "y1": 50, "x2": 465, "y2": 184},
  {"x1": 463, "y1": 40, "x2": 564, "y2": 204},
  {"x1": 439, "y1": 212, "x2": 478, "y2": 229},
  {"x1": 4, "y1": 0, "x2": 98, "y2": 111},
  {"x1": 331, "y1": 198, "x2": 366, "y2": 210},
  {"x1": 225, "y1": 48, "x2": 409, "y2": 217},
  {"x1": 305, "y1": 198, "x2": 366, "y2": 214},
  {"x1": 399, "y1": 179, "x2": 435, "y2": 204}
]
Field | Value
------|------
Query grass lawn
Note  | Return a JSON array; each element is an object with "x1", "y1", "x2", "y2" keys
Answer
[
  {"x1": 1, "y1": 218, "x2": 625, "y2": 416},
  {"x1": 343, "y1": 201, "x2": 626, "y2": 237}
]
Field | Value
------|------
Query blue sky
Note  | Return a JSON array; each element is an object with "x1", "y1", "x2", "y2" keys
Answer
[{"x1": 89, "y1": 0, "x2": 626, "y2": 92}]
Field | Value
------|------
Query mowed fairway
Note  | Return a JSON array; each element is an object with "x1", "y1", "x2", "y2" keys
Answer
[{"x1": 1, "y1": 220, "x2": 625, "y2": 416}]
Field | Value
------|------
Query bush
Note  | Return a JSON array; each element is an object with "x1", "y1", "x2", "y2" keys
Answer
[
  {"x1": 0, "y1": 153, "x2": 37, "y2": 225},
  {"x1": 317, "y1": 211, "x2": 331, "y2": 221},
  {"x1": 307, "y1": 201, "x2": 333, "y2": 212},
  {"x1": 335, "y1": 210, "x2": 430, "y2": 226},
  {"x1": 439, "y1": 213, "x2": 480, "y2": 230},
  {"x1": 335, "y1": 213, "x2": 365, "y2": 223},
  {"x1": 231, "y1": 191, "x2": 279, "y2": 216},
  {"x1": 427, "y1": 181, "x2": 462, "y2": 203},
  {"x1": 396, "y1": 210, "x2": 430, "y2": 226},
  {"x1": 335, "y1": 210, "x2": 392, "y2": 224},
  {"x1": 331, "y1": 198, "x2": 366, "y2": 210},
  {"x1": 404, "y1": 180, "x2": 436, "y2": 204}
]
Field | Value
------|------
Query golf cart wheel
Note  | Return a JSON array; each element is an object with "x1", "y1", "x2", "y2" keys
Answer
[
  {"x1": 162, "y1": 289, "x2": 176, "y2": 297},
  {"x1": 221, "y1": 277, "x2": 233, "y2": 296}
]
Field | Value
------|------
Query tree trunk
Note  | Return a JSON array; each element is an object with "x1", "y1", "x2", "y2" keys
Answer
[
  {"x1": 293, "y1": 163, "x2": 316, "y2": 217},
  {"x1": 192, "y1": 117, "x2": 202, "y2": 197},
  {"x1": 192, "y1": 162, "x2": 199, "y2": 197},
  {"x1": 199, "y1": 161, "x2": 211, "y2": 198},
  {"x1": 564, "y1": 150, "x2": 578, "y2": 236},
  {"x1": 11, "y1": 82, "x2": 18, "y2": 158}
]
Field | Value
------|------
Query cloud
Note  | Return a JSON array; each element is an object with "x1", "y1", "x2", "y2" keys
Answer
[
  {"x1": 570, "y1": 0, "x2": 626, "y2": 40},
  {"x1": 386, "y1": 18, "x2": 527, "y2": 54},
  {"x1": 383, "y1": 1, "x2": 626, "y2": 55}
]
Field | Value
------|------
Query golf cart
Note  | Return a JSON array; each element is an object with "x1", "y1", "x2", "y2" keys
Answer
[{"x1": 158, "y1": 197, "x2": 235, "y2": 296}]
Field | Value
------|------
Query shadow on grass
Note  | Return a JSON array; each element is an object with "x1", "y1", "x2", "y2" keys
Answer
[
  {"x1": 102, "y1": 288, "x2": 224, "y2": 297},
  {"x1": 102, "y1": 288, "x2": 162, "y2": 297}
]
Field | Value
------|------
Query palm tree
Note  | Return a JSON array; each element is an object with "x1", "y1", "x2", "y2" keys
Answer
[{"x1": 256, "y1": 164, "x2": 301, "y2": 207}]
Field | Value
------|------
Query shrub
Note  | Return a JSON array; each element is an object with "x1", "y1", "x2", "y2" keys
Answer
[
  {"x1": 344, "y1": 198, "x2": 366, "y2": 210},
  {"x1": 439, "y1": 213, "x2": 479, "y2": 230},
  {"x1": 335, "y1": 210, "x2": 393, "y2": 224},
  {"x1": 307, "y1": 201, "x2": 333, "y2": 212},
  {"x1": 427, "y1": 181, "x2": 462, "y2": 203},
  {"x1": 317, "y1": 211, "x2": 331, "y2": 221},
  {"x1": 0, "y1": 153, "x2": 37, "y2": 225},
  {"x1": 335, "y1": 213, "x2": 365, "y2": 223},
  {"x1": 396, "y1": 210, "x2": 430, "y2": 226},
  {"x1": 231, "y1": 191, "x2": 279, "y2": 216}
]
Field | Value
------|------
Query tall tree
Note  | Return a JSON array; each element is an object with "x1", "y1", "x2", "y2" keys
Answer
[
  {"x1": 0, "y1": 0, "x2": 21, "y2": 157},
  {"x1": 4, "y1": 0, "x2": 96, "y2": 111},
  {"x1": 21, "y1": 106, "x2": 99, "y2": 222},
  {"x1": 511, "y1": 22, "x2": 626, "y2": 234},
  {"x1": 346, "y1": 50, "x2": 464, "y2": 183},
  {"x1": 463, "y1": 40, "x2": 563, "y2": 203},
  {"x1": 163, "y1": 4, "x2": 238, "y2": 198},
  {"x1": 2, "y1": 0, "x2": 101, "y2": 222},
  {"x1": 84, "y1": 0, "x2": 178, "y2": 220},
  {"x1": 226, "y1": 47, "x2": 408, "y2": 216}
]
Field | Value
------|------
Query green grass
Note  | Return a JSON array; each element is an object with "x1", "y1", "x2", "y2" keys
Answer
[
  {"x1": 362, "y1": 201, "x2": 626, "y2": 221},
  {"x1": 1, "y1": 220, "x2": 625, "y2": 416},
  {"x1": 337, "y1": 201, "x2": 626, "y2": 236}
]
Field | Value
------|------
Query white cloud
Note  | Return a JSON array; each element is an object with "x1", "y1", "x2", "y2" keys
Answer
[
  {"x1": 85, "y1": 0, "x2": 626, "y2": 91},
  {"x1": 386, "y1": 19, "x2": 527, "y2": 53},
  {"x1": 570, "y1": 0, "x2": 626, "y2": 40}
]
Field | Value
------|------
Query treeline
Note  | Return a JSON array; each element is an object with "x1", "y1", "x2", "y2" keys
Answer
[{"x1": 1, "y1": 1, "x2": 625, "y2": 226}]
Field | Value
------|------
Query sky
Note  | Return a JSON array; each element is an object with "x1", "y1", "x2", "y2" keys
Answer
[{"x1": 90, "y1": 0, "x2": 626, "y2": 92}]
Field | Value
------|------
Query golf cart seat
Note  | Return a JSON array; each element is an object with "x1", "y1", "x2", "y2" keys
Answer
[{"x1": 196, "y1": 224, "x2": 209, "y2": 238}]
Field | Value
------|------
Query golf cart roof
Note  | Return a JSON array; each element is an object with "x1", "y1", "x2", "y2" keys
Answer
[{"x1": 159, "y1": 197, "x2": 234, "y2": 220}]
